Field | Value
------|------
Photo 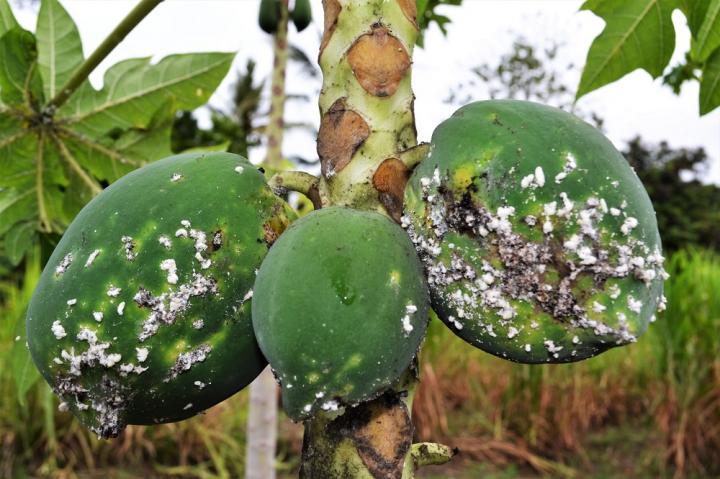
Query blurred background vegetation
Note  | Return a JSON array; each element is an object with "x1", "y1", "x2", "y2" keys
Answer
[{"x1": 1, "y1": 2, "x2": 719, "y2": 479}]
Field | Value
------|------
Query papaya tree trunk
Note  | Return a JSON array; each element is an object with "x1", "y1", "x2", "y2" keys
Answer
[
  {"x1": 245, "y1": 367, "x2": 278, "y2": 479},
  {"x1": 299, "y1": 1, "x2": 424, "y2": 477},
  {"x1": 245, "y1": 2, "x2": 290, "y2": 478},
  {"x1": 264, "y1": 0, "x2": 290, "y2": 171}
]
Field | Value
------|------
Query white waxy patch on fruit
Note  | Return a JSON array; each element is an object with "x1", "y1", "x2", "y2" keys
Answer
[
  {"x1": 194, "y1": 381, "x2": 206, "y2": 389},
  {"x1": 572, "y1": 335, "x2": 580, "y2": 344},
  {"x1": 448, "y1": 315, "x2": 463, "y2": 330},
  {"x1": 524, "y1": 343, "x2": 531, "y2": 352},
  {"x1": 85, "y1": 249, "x2": 101, "y2": 267},
  {"x1": 657, "y1": 295, "x2": 667, "y2": 312},
  {"x1": 627, "y1": 296, "x2": 642, "y2": 314},
  {"x1": 621, "y1": 217, "x2": 638, "y2": 235},
  {"x1": 67, "y1": 298, "x2": 77, "y2": 306},
  {"x1": 555, "y1": 152, "x2": 577, "y2": 184},
  {"x1": 171, "y1": 173, "x2": 183, "y2": 182},
  {"x1": 521, "y1": 167, "x2": 545, "y2": 189},
  {"x1": 121, "y1": 236, "x2": 136, "y2": 261},
  {"x1": 107, "y1": 286, "x2": 121, "y2": 297},
  {"x1": 544, "y1": 339, "x2": 563, "y2": 354},
  {"x1": 401, "y1": 303, "x2": 417, "y2": 337},
  {"x1": 175, "y1": 228, "x2": 188, "y2": 238},
  {"x1": 51, "y1": 320, "x2": 67, "y2": 339},
  {"x1": 93, "y1": 311, "x2": 103, "y2": 322},
  {"x1": 193, "y1": 319, "x2": 204, "y2": 329},
  {"x1": 117, "y1": 302, "x2": 126, "y2": 315},
  {"x1": 507, "y1": 326, "x2": 519, "y2": 339},
  {"x1": 136, "y1": 347, "x2": 149, "y2": 362},
  {"x1": 183, "y1": 403, "x2": 193, "y2": 410},
  {"x1": 160, "y1": 259, "x2": 179, "y2": 285},
  {"x1": 404, "y1": 164, "x2": 668, "y2": 357},
  {"x1": 55, "y1": 253, "x2": 73, "y2": 276},
  {"x1": 165, "y1": 344, "x2": 211, "y2": 381},
  {"x1": 242, "y1": 289, "x2": 254, "y2": 302},
  {"x1": 158, "y1": 235, "x2": 172, "y2": 249},
  {"x1": 234, "y1": 165, "x2": 244, "y2": 174},
  {"x1": 58, "y1": 401, "x2": 69, "y2": 412},
  {"x1": 136, "y1": 273, "x2": 218, "y2": 342},
  {"x1": 592, "y1": 302, "x2": 606, "y2": 313}
]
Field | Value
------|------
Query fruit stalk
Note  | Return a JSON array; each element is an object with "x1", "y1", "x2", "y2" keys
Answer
[{"x1": 299, "y1": 1, "x2": 430, "y2": 477}]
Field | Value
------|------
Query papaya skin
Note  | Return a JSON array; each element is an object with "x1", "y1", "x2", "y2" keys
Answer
[
  {"x1": 404, "y1": 100, "x2": 668, "y2": 363},
  {"x1": 26, "y1": 152, "x2": 295, "y2": 438},
  {"x1": 252, "y1": 207, "x2": 429, "y2": 421}
]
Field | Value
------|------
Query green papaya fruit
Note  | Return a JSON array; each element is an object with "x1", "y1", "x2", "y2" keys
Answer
[
  {"x1": 259, "y1": 0, "x2": 280, "y2": 34},
  {"x1": 252, "y1": 207, "x2": 429, "y2": 421},
  {"x1": 404, "y1": 100, "x2": 668, "y2": 363},
  {"x1": 290, "y1": 0, "x2": 312, "y2": 32},
  {"x1": 27, "y1": 152, "x2": 295, "y2": 438}
]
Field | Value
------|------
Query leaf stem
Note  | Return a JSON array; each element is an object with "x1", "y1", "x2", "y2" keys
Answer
[
  {"x1": 50, "y1": 131, "x2": 102, "y2": 195},
  {"x1": 45, "y1": 0, "x2": 164, "y2": 112},
  {"x1": 34, "y1": 130, "x2": 51, "y2": 232}
]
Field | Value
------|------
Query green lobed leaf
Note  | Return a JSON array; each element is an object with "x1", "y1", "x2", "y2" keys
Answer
[
  {"x1": 5, "y1": 221, "x2": 36, "y2": 266},
  {"x1": 60, "y1": 52, "x2": 235, "y2": 137},
  {"x1": 0, "y1": 0, "x2": 19, "y2": 36},
  {"x1": 700, "y1": 47, "x2": 720, "y2": 114},
  {"x1": 578, "y1": 0, "x2": 678, "y2": 98},
  {"x1": 694, "y1": 0, "x2": 720, "y2": 61},
  {"x1": 0, "y1": 28, "x2": 44, "y2": 108},
  {"x1": 36, "y1": 0, "x2": 85, "y2": 101},
  {"x1": 679, "y1": 0, "x2": 713, "y2": 36}
]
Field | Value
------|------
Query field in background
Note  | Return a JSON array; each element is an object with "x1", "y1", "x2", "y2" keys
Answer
[{"x1": 1, "y1": 249, "x2": 718, "y2": 479}]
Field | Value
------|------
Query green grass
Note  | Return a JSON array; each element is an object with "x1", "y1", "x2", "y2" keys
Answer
[{"x1": 0, "y1": 249, "x2": 718, "y2": 478}]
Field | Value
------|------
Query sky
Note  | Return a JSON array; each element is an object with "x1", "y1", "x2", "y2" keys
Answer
[{"x1": 12, "y1": 0, "x2": 720, "y2": 184}]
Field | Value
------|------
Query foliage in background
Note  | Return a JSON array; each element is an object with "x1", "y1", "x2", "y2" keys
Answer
[
  {"x1": 578, "y1": 0, "x2": 720, "y2": 115},
  {"x1": 416, "y1": 0, "x2": 462, "y2": 48},
  {"x1": 624, "y1": 137, "x2": 720, "y2": 252},
  {"x1": 448, "y1": 37, "x2": 720, "y2": 253},
  {"x1": 0, "y1": 0, "x2": 233, "y2": 268},
  {"x1": 171, "y1": 46, "x2": 320, "y2": 167}
]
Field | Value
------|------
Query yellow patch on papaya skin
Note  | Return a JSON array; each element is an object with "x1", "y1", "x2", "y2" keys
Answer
[
  {"x1": 452, "y1": 165, "x2": 475, "y2": 190},
  {"x1": 307, "y1": 372, "x2": 321, "y2": 384},
  {"x1": 388, "y1": 270, "x2": 401, "y2": 290}
]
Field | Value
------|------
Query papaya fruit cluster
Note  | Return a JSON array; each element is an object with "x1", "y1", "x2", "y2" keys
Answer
[{"x1": 27, "y1": 100, "x2": 668, "y2": 437}]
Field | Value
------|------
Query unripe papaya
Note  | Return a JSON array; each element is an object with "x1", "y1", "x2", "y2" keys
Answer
[
  {"x1": 404, "y1": 100, "x2": 668, "y2": 363},
  {"x1": 259, "y1": 0, "x2": 280, "y2": 34},
  {"x1": 290, "y1": 0, "x2": 312, "y2": 32},
  {"x1": 252, "y1": 207, "x2": 429, "y2": 420},
  {"x1": 26, "y1": 152, "x2": 295, "y2": 438}
]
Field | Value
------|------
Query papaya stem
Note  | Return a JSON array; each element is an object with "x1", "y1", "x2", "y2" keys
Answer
[{"x1": 45, "y1": 0, "x2": 164, "y2": 112}]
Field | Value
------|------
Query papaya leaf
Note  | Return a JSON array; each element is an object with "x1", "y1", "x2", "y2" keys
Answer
[
  {"x1": 700, "y1": 47, "x2": 720, "y2": 114},
  {"x1": 36, "y1": 0, "x2": 85, "y2": 101},
  {"x1": 0, "y1": 28, "x2": 44, "y2": 108},
  {"x1": 694, "y1": 0, "x2": 720, "y2": 61},
  {"x1": 679, "y1": 0, "x2": 714, "y2": 37},
  {"x1": 5, "y1": 221, "x2": 36, "y2": 266},
  {"x1": 0, "y1": 0, "x2": 235, "y2": 265},
  {"x1": 61, "y1": 53, "x2": 235, "y2": 137},
  {"x1": 577, "y1": 0, "x2": 678, "y2": 98},
  {"x1": 0, "y1": 0, "x2": 19, "y2": 36}
]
